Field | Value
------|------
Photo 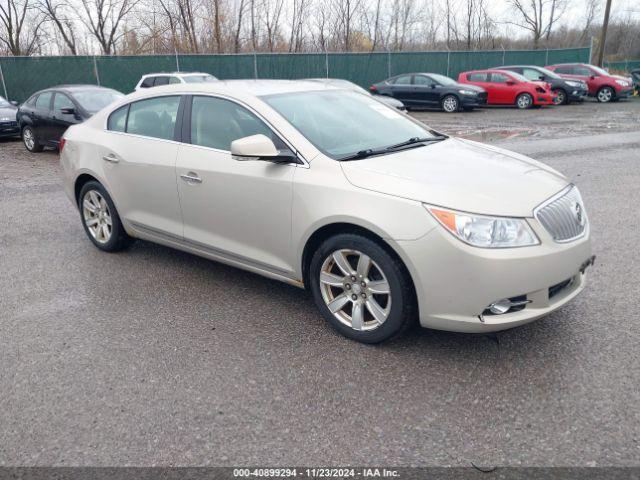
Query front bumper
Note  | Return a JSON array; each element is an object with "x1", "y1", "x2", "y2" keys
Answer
[
  {"x1": 460, "y1": 94, "x2": 487, "y2": 107},
  {"x1": 533, "y1": 92, "x2": 555, "y2": 105},
  {"x1": 396, "y1": 217, "x2": 592, "y2": 333},
  {"x1": 567, "y1": 88, "x2": 588, "y2": 102},
  {"x1": 615, "y1": 88, "x2": 632, "y2": 99},
  {"x1": 0, "y1": 122, "x2": 19, "y2": 137}
]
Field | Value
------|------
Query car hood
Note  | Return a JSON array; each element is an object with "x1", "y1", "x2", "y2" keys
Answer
[
  {"x1": 340, "y1": 138, "x2": 568, "y2": 217},
  {"x1": 0, "y1": 106, "x2": 17, "y2": 119},
  {"x1": 455, "y1": 83, "x2": 484, "y2": 92}
]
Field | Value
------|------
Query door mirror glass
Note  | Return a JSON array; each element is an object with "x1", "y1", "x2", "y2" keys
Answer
[{"x1": 231, "y1": 134, "x2": 299, "y2": 164}]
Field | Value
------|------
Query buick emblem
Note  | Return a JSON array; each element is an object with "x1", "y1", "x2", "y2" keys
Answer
[{"x1": 573, "y1": 201, "x2": 585, "y2": 226}]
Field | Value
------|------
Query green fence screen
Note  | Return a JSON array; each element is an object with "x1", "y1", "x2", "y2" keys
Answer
[
  {"x1": 0, "y1": 47, "x2": 591, "y2": 103},
  {"x1": 604, "y1": 59, "x2": 640, "y2": 73}
]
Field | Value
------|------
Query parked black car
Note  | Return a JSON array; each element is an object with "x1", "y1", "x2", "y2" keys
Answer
[
  {"x1": 370, "y1": 73, "x2": 487, "y2": 112},
  {"x1": 632, "y1": 68, "x2": 640, "y2": 96},
  {"x1": 495, "y1": 65, "x2": 587, "y2": 105},
  {"x1": 306, "y1": 78, "x2": 406, "y2": 110},
  {"x1": 0, "y1": 95, "x2": 20, "y2": 139},
  {"x1": 17, "y1": 85, "x2": 123, "y2": 152}
]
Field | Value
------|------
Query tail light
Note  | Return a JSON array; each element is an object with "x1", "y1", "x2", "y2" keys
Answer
[
  {"x1": 369, "y1": 85, "x2": 377, "y2": 92},
  {"x1": 59, "y1": 137, "x2": 66, "y2": 152}
]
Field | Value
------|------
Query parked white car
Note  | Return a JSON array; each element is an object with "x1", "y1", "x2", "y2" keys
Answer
[
  {"x1": 60, "y1": 80, "x2": 593, "y2": 343},
  {"x1": 134, "y1": 72, "x2": 217, "y2": 91}
]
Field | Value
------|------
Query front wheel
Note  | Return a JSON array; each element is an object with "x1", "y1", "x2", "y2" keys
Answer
[
  {"x1": 441, "y1": 94, "x2": 460, "y2": 113},
  {"x1": 597, "y1": 86, "x2": 614, "y2": 103},
  {"x1": 309, "y1": 234, "x2": 416, "y2": 343},
  {"x1": 515, "y1": 93, "x2": 533, "y2": 109},
  {"x1": 552, "y1": 89, "x2": 567, "y2": 105},
  {"x1": 22, "y1": 126, "x2": 43, "y2": 152},
  {"x1": 79, "y1": 181, "x2": 134, "y2": 252}
]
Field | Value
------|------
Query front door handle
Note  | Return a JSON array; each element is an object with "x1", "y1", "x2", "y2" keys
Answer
[
  {"x1": 180, "y1": 172, "x2": 202, "y2": 184},
  {"x1": 102, "y1": 154, "x2": 119, "y2": 163}
]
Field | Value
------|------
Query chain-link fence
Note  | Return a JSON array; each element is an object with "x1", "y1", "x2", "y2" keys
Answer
[
  {"x1": 603, "y1": 59, "x2": 640, "y2": 73},
  {"x1": 0, "y1": 47, "x2": 591, "y2": 103}
]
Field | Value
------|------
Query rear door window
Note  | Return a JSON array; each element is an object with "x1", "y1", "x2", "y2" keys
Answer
[
  {"x1": 153, "y1": 76, "x2": 170, "y2": 86},
  {"x1": 392, "y1": 75, "x2": 412, "y2": 85},
  {"x1": 554, "y1": 66, "x2": 572, "y2": 74},
  {"x1": 35, "y1": 92, "x2": 53, "y2": 110},
  {"x1": 413, "y1": 75, "x2": 434, "y2": 86},
  {"x1": 126, "y1": 96, "x2": 181, "y2": 140},
  {"x1": 467, "y1": 73, "x2": 488, "y2": 82},
  {"x1": 574, "y1": 66, "x2": 592, "y2": 76},
  {"x1": 490, "y1": 73, "x2": 510, "y2": 83}
]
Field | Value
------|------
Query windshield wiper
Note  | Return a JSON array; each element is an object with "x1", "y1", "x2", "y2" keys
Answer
[{"x1": 339, "y1": 133, "x2": 448, "y2": 162}]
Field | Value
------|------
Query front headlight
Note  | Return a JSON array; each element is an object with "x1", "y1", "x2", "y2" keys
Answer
[
  {"x1": 458, "y1": 89, "x2": 477, "y2": 96},
  {"x1": 565, "y1": 80, "x2": 581, "y2": 87},
  {"x1": 615, "y1": 80, "x2": 629, "y2": 87},
  {"x1": 425, "y1": 206, "x2": 540, "y2": 248}
]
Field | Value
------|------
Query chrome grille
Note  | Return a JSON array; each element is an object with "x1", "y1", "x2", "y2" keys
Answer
[{"x1": 535, "y1": 186, "x2": 587, "y2": 242}]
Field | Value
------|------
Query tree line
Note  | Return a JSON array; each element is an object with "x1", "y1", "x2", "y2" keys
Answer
[{"x1": 1, "y1": 0, "x2": 639, "y2": 60}]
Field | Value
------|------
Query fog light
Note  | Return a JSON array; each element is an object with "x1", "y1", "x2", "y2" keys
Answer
[{"x1": 488, "y1": 299, "x2": 512, "y2": 315}]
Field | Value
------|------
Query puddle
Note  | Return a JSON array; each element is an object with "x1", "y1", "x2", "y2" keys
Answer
[{"x1": 454, "y1": 128, "x2": 539, "y2": 142}]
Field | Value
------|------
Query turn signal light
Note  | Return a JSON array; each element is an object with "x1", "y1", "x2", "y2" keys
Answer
[{"x1": 59, "y1": 138, "x2": 67, "y2": 153}]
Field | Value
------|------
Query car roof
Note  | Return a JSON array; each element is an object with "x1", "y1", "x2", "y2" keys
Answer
[
  {"x1": 497, "y1": 65, "x2": 543, "y2": 69},
  {"x1": 42, "y1": 84, "x2": 116, "y2": 93},
  {"x1": 129, "y1": 79, "x2": 340, "y2": 98},
  {"x1": 142, "y1": 72, "x2": 211, "y2": 77}
]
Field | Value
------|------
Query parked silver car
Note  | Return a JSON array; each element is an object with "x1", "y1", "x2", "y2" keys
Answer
[{"x1": 60, "y1": 80, "x2": 593, "y2": 343}]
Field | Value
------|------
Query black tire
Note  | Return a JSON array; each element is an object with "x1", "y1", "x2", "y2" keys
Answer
[
  {"x1": 309, "y1": 233, "x2": 416, "y2": 343},
  {"x1": 515, "y1": 93, "x2": 533, "y2": 109},
  {"x1": 552, "y1": 88, "x2": 567, "y2": 105},
  {"x1": 596, "y1": 86, "x2": 614, "y2": 103},
  {"x1": 78, "y1": 181, "x2": 134, "y2": 252},
  {"x1": 441, "y1": 94, "x2": 460, "y2": 113},
  {"x1": 22, "y1": 126, "x2": 43, "y2": 152}
]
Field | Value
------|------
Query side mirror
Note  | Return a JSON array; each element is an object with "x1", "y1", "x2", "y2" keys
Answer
[
  {"x1": 589, "y1": 75, "x2": 596, "y2": 80},
  {"x1": 10, "y1": 100, "x2": 18, "y2": 106},
  {"x1": 505, "y1": 80, "x2": 516, "y2": 86},
  {"x1": 430, "y1": 84, "x2": 437, "y2": 89},
  {"x1": 231, "y1": 134, "x2": 300, "y2": 165},
  {"x1": 60, "y1": 107, "x2": 76, "y2": 115}
]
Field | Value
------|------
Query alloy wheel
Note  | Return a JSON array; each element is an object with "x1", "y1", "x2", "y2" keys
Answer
[
  {"x1": 553, "y1": 89, "x2": 566, "y2": 105},
  {"x1": 517, "y1": 94, "x2": 532, "y2": 109},
  {"x1": 442, "y1": 96, "x2": 459, "y2": 113},
  {"x1": 597, "y1": 88, "x2": 613, "y2": 103},
  {"x1": 82, "y1": 190, "x2": 113, "y2": 244},
  {"x1": 319, "y1": 249, "x2": 391, "y2": 331},
  {"x1": 23, "y1": 128, "x2": 35, "y2": 150}
]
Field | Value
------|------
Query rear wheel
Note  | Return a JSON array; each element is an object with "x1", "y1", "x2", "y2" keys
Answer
[
  {"x1": 79, "y1": 181, "x2": 133, "y2": 252},
  {"x1": 309, "y1": 234, "x2": 416, "y2": 343},
  {"x1": 22, "y1": 126, "x2": 43, "y2": 152},
  {"x1": 515, "y1": 93, "x2": 533, "y2": 109},
  {"x1": 597, "y1": 86, "x2": 614, "y2": 103},
  {"x1": 441, "y1": 94, "x2": 460, "y2": 113},
  {"x1": 552, "y1": 89, "x2": 567, "y2": 105}
]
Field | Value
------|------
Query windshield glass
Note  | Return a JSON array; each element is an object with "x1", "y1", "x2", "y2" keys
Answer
[
  {"x1": 429, "y1": 74, "x2": 457, "y2": 85},
  {"x1": 590, "y1": 65, "x2": 609, "y2": 76},
  {"x1": 536, "y1": 67, "x2": 561, "y2": 79},
  {"x1": 183, "y1": 75, "x2": 217, "y2": 83},
  {"x1": 262, "y1": 90, "x2": 435, "y2": 159},
  {"x1": 74, "y1": 89, "x2": 123, "y2": 113}
]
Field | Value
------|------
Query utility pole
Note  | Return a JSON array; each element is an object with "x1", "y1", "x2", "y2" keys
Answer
[{"x1": 596, "y1": 0, "x2": 613, "y2": 67}]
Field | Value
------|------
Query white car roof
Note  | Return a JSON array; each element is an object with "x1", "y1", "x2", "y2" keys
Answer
[
  {"x1": 141, "y1": 72, "x2": 213, "y2": 78},
  {"x1": 130, "y1": 79, "x2": 341, "y2": 98}
]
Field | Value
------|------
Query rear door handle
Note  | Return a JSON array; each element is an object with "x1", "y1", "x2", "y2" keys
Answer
[
  {"x1": 102, "y1": 154, "x2": 119, "y2": 163},
  {"x1": 180, "y1": 172, "x2": 202, "y2": 184}
]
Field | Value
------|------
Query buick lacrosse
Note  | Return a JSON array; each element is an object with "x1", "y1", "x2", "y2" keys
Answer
[{"x1": 60, "y1": 80, "x2": 593, "y2": 343}]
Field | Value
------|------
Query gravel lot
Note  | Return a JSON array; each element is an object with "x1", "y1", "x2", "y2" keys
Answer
[{"x1": 1, "y1": 100, "x2": 639, "y2": 467}]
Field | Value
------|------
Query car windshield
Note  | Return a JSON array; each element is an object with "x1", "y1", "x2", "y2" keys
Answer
[
  {"x1": 590, "y1": 65, "x2": 609, "y2": 76},
  {"x1": 429, "y1": 74, "x2": 457, "y2": 85},
  {"x1": 536, "y1": 67, "x2": 561, "y2": 79},
  {"x1": 183, "y1": 75, "x2": 217, "y2": 83},
  {"x1": 73, "y1": 89, "x2": 124, "y2": 114},
  {"x1": 262, "y1": 90, "x2": 436, "y2": 159}
]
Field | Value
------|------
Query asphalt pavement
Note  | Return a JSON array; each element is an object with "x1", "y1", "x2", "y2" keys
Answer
[{"x1": 1, "y1": 102, "x2": 639, "y2": 467}]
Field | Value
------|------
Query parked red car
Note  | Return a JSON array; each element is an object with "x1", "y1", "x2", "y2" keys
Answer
[
  {"x1": 545, "y1": 63, "x2": 633, "y2": 103},
  {"x1": 458, "y1": 69, "x2": 555, "y2": 109}
]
